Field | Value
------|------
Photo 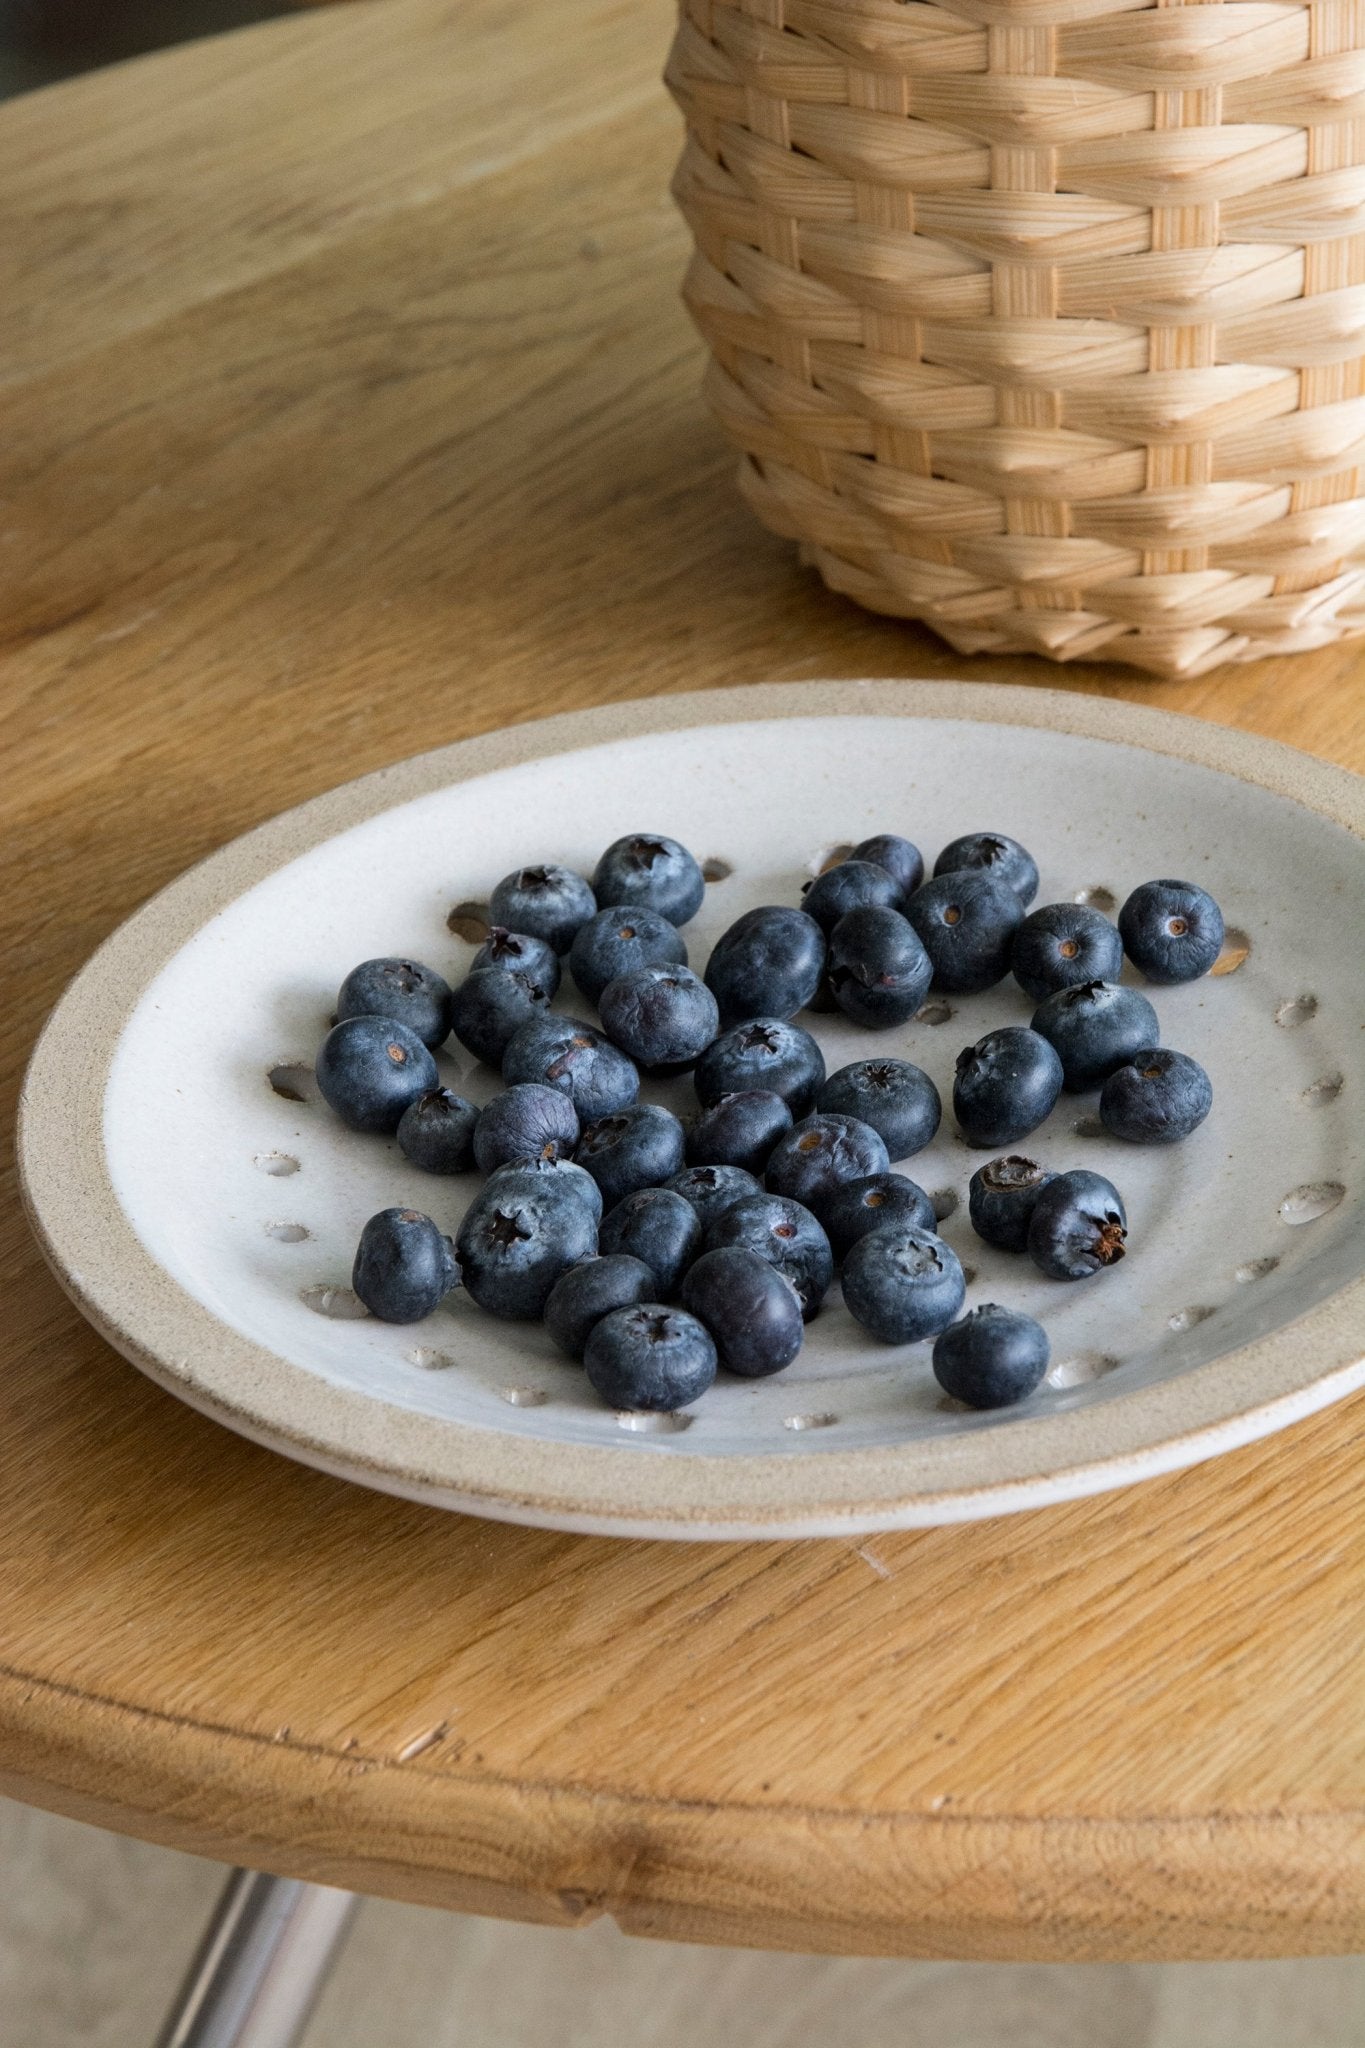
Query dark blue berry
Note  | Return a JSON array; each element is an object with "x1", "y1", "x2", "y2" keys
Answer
[
  {"x1": 842, "y1": 1227, "x2": 965, "y2": 1345},
  {"x1": 694, "y1": 1018, "x2": 826, "y2": 1117},
  {"x1": 850, "y1": 834, "x2": 923, "y2": 904},
  {"x1": 502, "y1": 1014, "x2": 640, "y2": 1122},
  {"x1": 584, "y1": 1305, "x2": 717, "y2": 1412},
  {"x1": 681, "y1": 1247, "x2": 804, "y2": 1378},
  {"x1": 704, "y1": 905, "x2": 826, "y2": 1025},
  {"x1": 665, "y1": 1163, "x2": 764, "y2": 1233},
  {"x1": 336, "y1": 958, "x2": 451, "y2": 1049},
  {"x1": 1031, "y1": 980, "x2": 1160, "y2": 1092},
  {"x1": 766, "y1": 1113, "x2": 890, "y2": 1213},
  {"x1": 598, "y1": 1187, "x2": 702, "y2": 1297},
  {"x1": 816, "y1": 1059, "x2": 940, "y2": 1160},
  {"x1": 315, "y1": 1015, "x2": 439, "y2": 1133},
  {"x1": 802, "y1": 860, "x2": 903, "y2": 935},
  {"x1": 598, "y1": 963, "x2": 719, "y2": 1071},
  {"x1": 1100, "y1": 1048, "x2": 1213, "y2": 1144},
  {"x1": 827, "y1": 906, "x2": 933, "y2": 1029},
  {"x1": 592, "y1": 834, "x2": 705, "y2": 928},
  {"x1": 457, "y1": 1181, "x2": 597, "y2": 1320},
  {"x1": 449, "y1": 966, "x2": 554, "y2": 1066},
  {"x1": 472, "y1": 1083, "x2": 579, "y2": 1175},
  {"x1": 933, "y1": 1305, "x2": 1050, "y2": 1408},
  {"x1": 953, "y1": 1026, "x2": 1064, "y2": 1148},
  {"x1": 968, "y1": 1156, "x2": 1056, "y2": 1253},
  {"x1": 820, "y1": 1173, "x2": 935, "y2": 1260},
  {"x1": 568, "y1": 906, "x2": 686, "y2": 1006},
  {"x1": 486, "y1": 1154, "x2": 603, "y2": 1222},
  {"x1": 685, "y1": 1089, "x2": 794, "y2": 1175},
  {"x1": 905, "y1": 871, "x2": 1024, "y2": 993},
  {"x1": 1119, "y1": 879, "x2": 1225, "y2": 984},
  {"x1": 351, "y1": 1208, "x2": 459, "y2": 1323},
  {"x1": 469, "y1": 926, "x2": 562, "y2": 997},
  {"x1": 934, "y1": 831, "x2": 1039, "y2": 907},
  {"x1": 396, "y1": 1087, "x2": 478, "y2": 1174},
  {"x1": 1027, "y1": 1170, "x2": 1127, "y2": 1281},
  {"x1": 576, "y1": 1103, "x2": 686, "y2": 1208},
  {"x1": 704, "y1": 1193, "x2": 833, "y2": 1321},
  {"x1": 1012, "y1": 902, "x2": 1123, "y2": 1002},
  {"x1": 544, "y1": 1255, "x2": 656, "y2": 1361},
  {"x1": 488, "y1": 864, "x2": 596, "y2": 954}
]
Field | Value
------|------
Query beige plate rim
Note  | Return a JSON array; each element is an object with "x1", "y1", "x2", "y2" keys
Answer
[{"x1": 17, "y1": 680, "x2": 1365, "y2": 1539}]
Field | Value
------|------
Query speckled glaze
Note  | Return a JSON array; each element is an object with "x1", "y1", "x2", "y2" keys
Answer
[{"x1": 17, "y1": 683, "x2": 1365, "y2": 1539}]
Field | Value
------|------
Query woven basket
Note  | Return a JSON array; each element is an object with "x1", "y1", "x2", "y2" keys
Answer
[{"x1": 667, "y1": 0, "x2": 1365, "y2": 677}]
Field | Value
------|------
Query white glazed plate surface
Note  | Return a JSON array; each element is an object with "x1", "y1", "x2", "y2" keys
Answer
[{"x1": 18, "y1": 683, "x2": 1365, "y2": 1538}]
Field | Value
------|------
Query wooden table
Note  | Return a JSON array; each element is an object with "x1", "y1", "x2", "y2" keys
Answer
[{"x1": 2, "y1": 0, "x2": 1362, "y2": 1966}]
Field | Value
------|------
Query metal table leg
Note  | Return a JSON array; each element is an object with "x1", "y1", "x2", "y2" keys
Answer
[{"x1": 153, "y1": 1868, "x2": 359, "y2": 2048}]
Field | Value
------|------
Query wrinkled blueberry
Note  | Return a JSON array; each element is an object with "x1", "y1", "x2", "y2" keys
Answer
[
  {"x1": 1119, "y1": 879, "x2": 1225, "y2": 985},
  {"x1": 905, "y1": 871, "x2": 1023, "y2": 993},
  {"x1": 486, "y1": 1153, "x2": 603, "y2": 1222},
  {"x1": 576, "y1": 1103, "x2": 686, "y2": 1209},
  {"x1": 1031, "y1": 980, "x2": 1160, "y2": 1092},
  {"x1": 472, "y1": 1083, "x2": 579, "y2": 1175},
  {"x1": 584, "y1": 1305, "x2": 717, "y2": 1412},
  {"x1": 850, "y1": 834, "x2": 924, "y2": 904},
  {"x1": 968, "y1": 1156, "x2": 1056, "y2": 1253},
  {"x1": 933, "y1": 831, "x2": 1039, "y2": 907},
  {"x1": 336, "y1": 957, "x2": 451, "y2": 1050},
  {"x1": 704, "y1": 1193, "x2": 833, "y2": 1321},
  {"x1": 457, "y1": 1181, "x2": 597, "y2": 1320},
  {"x1": 766, "y1": 1113, "x2": 890, "y2": 1214},
  {"x1": 488, "y1": 864, "x2": 596, "y2": 954},
  {"x1": 816, "y1": 1059, "x2": 940, "y2": 1160},
  {"x1": 599, "y1": 963, "x2": 719, "y2": 1071},
  {"x1": 827, "y1": 906, "x2": 933, "y2": 1030},
  {"x1": 502, "y1": 1014, "x2": 640, "y2": 1122},
  {"x1": 315, "y1": 1015, "x2": 439, "y2": 1133},
  {"x1": 820, "y1": 1173, "x2": 936, "y2": 1261},
  {"x1": 842, "y1": 1226, "x2": 965, "y2": 1345},
  {"x1": 694, "y1": 1018, "x2": 826, "y2": 1118},
  {"x1": 598, "y1": 1186, "x2": 702, "y2": 1297},
  {"x1": 449, "y1": 966, "x2": 554, "y2": 1067},
  {"x1": 685, "y1": 1089, "x2": 794, "y2": 1175},
  {"x1": 396, "y1": 1087, "x2": 478, "y2": 1174},
  {"x1": 469, "y1": 925, "x2": 562, "y2": 997},
  {"x1": 681, "y1": 1247, "x2": 804, "y2": 1378},
  {"x1": 1027, "y1": 1169, "x2": 1127, "y2": 1281},
  {"x1": 352, "y1": 1207, "x2": 460, "y2": 1323},
  {"x1": 933, "y1": 1305, "x2": 1050, "y2": 1409},
  {"x1": 545, "y1": 1254, "x2": 656, "y2": 1362},
  {"x1": 953, "y1": 1026, "x2": 1064, "y2": 1149},
  {"x1": 802, "y1": 860, "x2": 903, "y2": 935},
  {"x1": 592, "y1": 833, "x2": 705, "y2": 928},
  {"x1": 704, "y1": 905, "x2": 826, "y2": 1025},
  {"x1": 1012, "y1": 902, "x2": 1123, "y2": 1003},
  {"x1": 1100, "y1": 1048, "x2": 1213, "y2": 1144},
  {"x1": 568, "y1": 905, "x2": 686, "y2": 1006},
  {"x1": 665, "y1": 1163, "x2": 764, "y2": 1233}
]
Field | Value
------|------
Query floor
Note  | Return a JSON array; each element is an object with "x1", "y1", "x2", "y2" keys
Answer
[
  {"x1": 0, "y1": 0, "x2": 297, "y2": 97},
  {"x1": 3, "y1": 1799, "x2": 1364, "y2": 2047}
]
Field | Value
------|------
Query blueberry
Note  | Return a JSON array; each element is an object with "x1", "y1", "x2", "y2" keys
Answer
[
  {"x1": 681, "y1": 1247, "x2": 804, "y2": 1378},
  {"x1": 953, "y1": 1026, "x2": 1064, "y2": 1149},
  {"x1": 820, "y1": 1173, "x2": 935, "y2": 1261},
  {"x1": 396, "y1": 1087, "x2": 478, "y2": 1174},
  {"x1": 449, "y1": 966, "x2": 554, "y2": 1066},
  {"x1": 335, "y1": 957, "x2": 451, "y2": 1050},
  {"x1": 1031, "y1": 980, "x2": 1160, "y2": 1092},
  {"x1": 968, "y1": 1156, "x2": 1056, "y2": 1253},
  {"x1": 933, "y1": 1305, "x2": 1050, "y2": 1409},
  {"x1": 704, "y1": 905, "x2": 826, "y2": 1025},
  {"x1": 470, "y1": 925, "x2": 562, "y2": 998},
  {"x1": 665, "y1": 1163, "x2": 765, "y2": 1233},
  {"x1": 1012, "y1": 902, "x2": 1123, "y2": 1003},
  {"x1": 568, "y1": 905, "x2": 686, "y2": 1006},
  {"x1": 591, "y1": 833, "x2": 705, "y2": 928},
  {"x1": 827, "y1": 906, "x2": 933, "y2": 1030},
  {"x1": 801, "y1": 860, "x2": 903, "y2": 935},
  {"x1": 766, "y1": 1113, "x2": 890, "y2": 1214},
  {"x1": 598, "y1": 963, "x2": 719, "y2": 1071},
  {"x1": 584, "y1": 1305, "x2": 717, "y2": 1412},
  {"x1": 486, "y1": 1153, "x2": 604, "y2": 1222},
  {"x1": 816, "y1": 1059, "x2": 940, "y2": 1160},
  {"x1": 544, "y1": 1254, "x2": 656, "y2": 1361},
  {"x1": 905, "y1": 871, "x2": 1024, "y2": 993},
  {"x1": 502, "y1": 1014, "x2": 640, "y2": 1122},
  {"x1": 576, "y1": 1103, "x2": 686, "y2": 1208},
  {"x1": 694, "y1": 1018, "x2": 826, "y2": 1118},
  {"x1": 472, "y1": 1083, "x2": 580, "y2": 1175},
  {"x1": 1119, "y1": 879, "x2": 1225, "y2": 984},
  {"x1": 850, "y1": 834, "x2": 924, "y2": 904},
  {"x1": 1027, "y1": 1170, "x2": 1127, "y2": 1281},
  {"x1": 704, "y1": 1193, "x2": 833, "y2": 1321},
  {"x1": 842, "y1": 1226, "x2": 965, "y2": 1345},
  {"x1": 598, "y1": 1186, "x2": 702, "y2": 1297},
  {"x1": 315, "y1": 1015, "x2": 439, "y2": 1133},
  {"x1": 488, "y1": 864, "x2": 596, "y2": 954},
  {"x1": 1100, "y1": 1047, "x2": 1213, "y2": 1144},
  {"x1": 457, "y1": 1181, "x2": 597, "y2": 1319},
  {"x1": 351, "y1": 1208, "x2": 460, "y2": 1323},
  {"x1": 685, "y1": 1089, "x2": 794, "y2": 1175},
  {"x1": 933, "y1": 831, "x2": 1039, "y2": 907}
]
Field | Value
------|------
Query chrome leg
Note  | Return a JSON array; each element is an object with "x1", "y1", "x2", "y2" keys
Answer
[{"x1": 153, "y1": 1868, "x2": 359, "y2": 2048}]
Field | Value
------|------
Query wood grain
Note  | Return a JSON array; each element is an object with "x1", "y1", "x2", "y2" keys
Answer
[{"x1": 0, "y1": 0, "x2": 1362, "y2": 1961}]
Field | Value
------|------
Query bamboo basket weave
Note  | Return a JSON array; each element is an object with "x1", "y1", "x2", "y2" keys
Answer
[{"x1": 667, "y1": 0, "x2": 1365, "y2": 677}]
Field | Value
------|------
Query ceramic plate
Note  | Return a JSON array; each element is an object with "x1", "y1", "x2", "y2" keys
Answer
[{"x1": 18, "y1": 683, "x2": 1365, "y2": 1539}]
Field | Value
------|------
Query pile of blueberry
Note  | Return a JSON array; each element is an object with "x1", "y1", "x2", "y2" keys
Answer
[{"x1": 313, "y1": 832, "x2": 1222, "y2": 1416}]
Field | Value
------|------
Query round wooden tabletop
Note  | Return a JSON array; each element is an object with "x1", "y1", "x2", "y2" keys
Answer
[{"x1": 1, "y1": 0, "x2": 1362, "y2": 1964}]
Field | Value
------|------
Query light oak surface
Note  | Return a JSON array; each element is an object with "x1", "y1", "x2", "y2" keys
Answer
[{"x1": 1, "y1": 0, "x2": 1363, "y2": 1962}]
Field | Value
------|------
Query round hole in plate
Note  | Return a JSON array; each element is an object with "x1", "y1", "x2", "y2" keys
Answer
[
  {"x1": 960, "y1": 1264, "x2": 977, "y2": 1285},
  {"x1": 1279, "y1": 1181, "x2": 1346, "y2": 1226},
  {"x1": 1302, "y1": 1072, "x2": 1343, "y2": 1108},
  {"x1": 783, "y1": 1411, "x2": 837, "y2": 1431},
  {"x1": 1210, "y1": 928, "x2": 1251, "y2": 977},
  {"x1": 300, "y1": 1284, "x2": 368, "y2": 1320},
  {"x1": 615, "y1": 1410, "x2": 692, "y2": 1434},
  {"x1": 1236, "y1": 1255, "x2": 1279, "y2": 1283},
  {"x1": 931, "y1": 1187, "x2": 959, "y2": 1222},
  {"x1": 1072, "y1": 1114, "x2": 1105, "y2": 1139},
  {"x1": 264, "y1": 1221, "x2": 309, "y2": 1243},
  {"x1": 1073, "y1": 885, "x2": 1116, "y2": 913},
  {"x1": 408, "y1": 1347, "x2": 453, "y2": 1370},
  {"x1": 447, "y1": 900, "x2": 491, "y2": 943},
  {"x1": 915, "y1": 999, "x2": 953, "y2": 1027},
  {"x1": 1275, "y1": 994, "x2": 1318, "y2": 1029},
  {"x1": 1048, "y1": 1351, "x2": 1120, "y2": 1389},
  {"x1": 254, "y1": 1150, "x2": 300, "y2": 1176},
  {"x1": 267, "y1": 1063, "x2": 315, "y2": 1103},
  {"x1": 701, "y1": 857, "x2": 732, "y2": 883},
  {"x1": 1168, "y1": 1304, "x2": 1214, "y2": 1333},
  {"x1": 500, "y1": 1385, "x2": 547, "y2": 1407}
]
